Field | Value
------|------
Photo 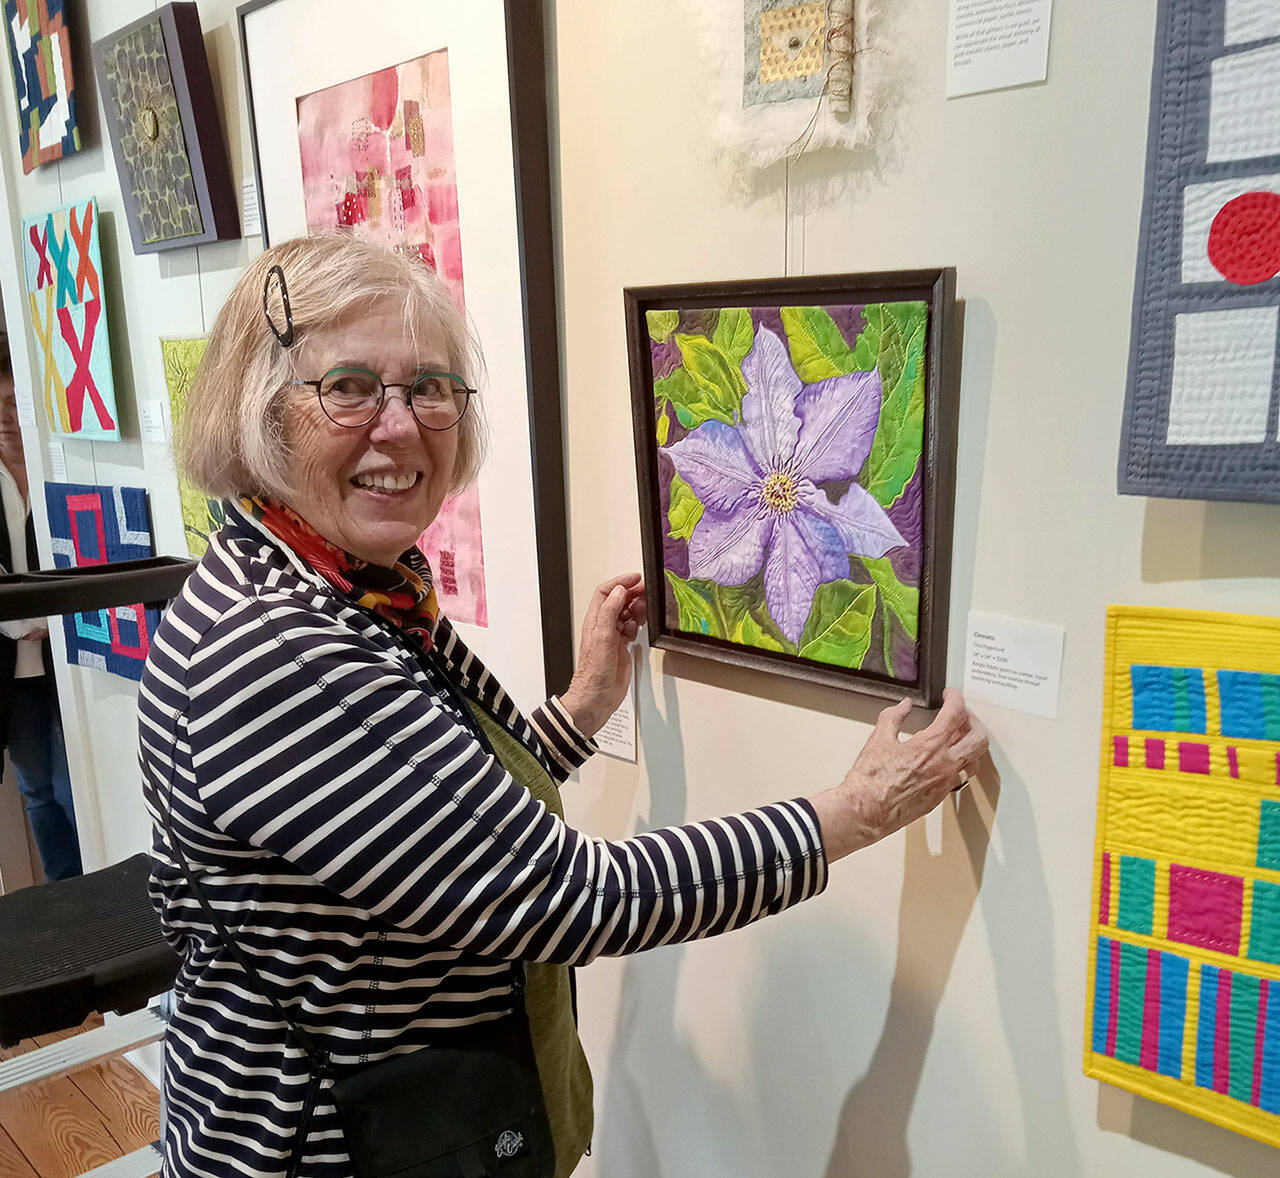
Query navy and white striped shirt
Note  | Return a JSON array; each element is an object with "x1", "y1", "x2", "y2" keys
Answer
[{"x1": 138, "y1": 501, "x2": 828, "y2": 1177}]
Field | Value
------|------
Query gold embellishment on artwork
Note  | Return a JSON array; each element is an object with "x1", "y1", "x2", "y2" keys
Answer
[{"x1": 759, "y1": 3, "x2": 826, "y2": 83}]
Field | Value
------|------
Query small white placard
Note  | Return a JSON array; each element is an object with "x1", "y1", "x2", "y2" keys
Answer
[
  {"x1": 593, "y1": 677, "x2": 637, "y2": 763},
  {"x1": 241, "y1": 178, "x2": 262, "y2": 237},
  {"x1": 964, "y1": 611, "x2": 1064, "y2": 719},
  {"x1": 139, "y1": 400, "x2": 168, "y2": 444},
  {"x1": 47, "y1": 440, "x2": 67, "y2": 481},
  {"x1": 13, "y1": 382, "x2": 37, "y2": 429},
  {"x1": 947, "y1": 0, "x2": 1053, "y2": 98}
]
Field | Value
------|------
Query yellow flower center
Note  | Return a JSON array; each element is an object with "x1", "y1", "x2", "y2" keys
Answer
[{"x1": 760, "y1": 469, "x2": 799, "y2": 515}]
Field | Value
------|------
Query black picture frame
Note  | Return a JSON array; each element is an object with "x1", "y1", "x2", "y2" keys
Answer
[
  {"x1": 92, "y1": 2, "x2": 238, "y2": 254},
  {"x1": 236, "y1": 0, "x2": 571, "y2": 698},
  {"x1": 625, "y1": 270, "x2": 960, "y2": 707}
]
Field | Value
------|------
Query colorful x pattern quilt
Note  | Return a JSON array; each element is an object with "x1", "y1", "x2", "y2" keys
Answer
[{"x1": 21, "y1": 198, "x2": 119, "y2": 442}]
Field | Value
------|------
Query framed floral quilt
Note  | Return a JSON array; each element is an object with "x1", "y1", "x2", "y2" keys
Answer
[{"x1": 625, "y1": 270, "x2": 959, "y2": 705}]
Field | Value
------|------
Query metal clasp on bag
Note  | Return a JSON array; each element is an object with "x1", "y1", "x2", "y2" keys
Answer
[{"x1": 495, "y1": 1129, "x2": 525, "y2": 1159}]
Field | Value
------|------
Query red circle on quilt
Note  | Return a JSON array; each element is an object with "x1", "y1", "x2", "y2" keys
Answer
[{"x1": 1207, "y1": 191, "x2": 1280, "y2": 285}]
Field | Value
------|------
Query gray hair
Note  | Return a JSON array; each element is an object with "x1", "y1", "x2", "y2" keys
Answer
[{"x1": 177, "y1": 235, "x2": 487, "y2": 500}]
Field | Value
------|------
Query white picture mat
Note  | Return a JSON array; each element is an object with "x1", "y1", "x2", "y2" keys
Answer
[{"x1": 241, "y1": 0, "x2": 551, "y2": 711}]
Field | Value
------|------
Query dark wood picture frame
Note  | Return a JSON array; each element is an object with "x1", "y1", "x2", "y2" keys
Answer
[
  {"x1": 236, "y1": 0, "x2": 571, "y2": 698},
  {"x1": 625, "y1": 270, "x2": 960, "y2": 707},
  {"x1": 92, "y1": 2, "x2": 238, "y2": 254}
]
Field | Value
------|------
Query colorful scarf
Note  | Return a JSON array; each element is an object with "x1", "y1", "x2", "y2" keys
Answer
[{"x1": 241, "y1": 496, "x2": 439, "y2": 651}]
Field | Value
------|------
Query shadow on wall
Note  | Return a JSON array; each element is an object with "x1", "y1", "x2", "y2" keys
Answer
[
  {"x1": 821, "y1": 754, "x2": 1000, "y2": 1176},
  {"x1": 965, "y1": 755, "x2": 1083, "y2": 1174},
  {"x1": 598, "y1": 688, "x2": 1090, "y2": 1176},
  {"x1": 1097, "y1": 1076, "x2": 1280, "y2": 1178},
  {"x1": 824, "y1": 749, "x2": 1084, "y2": 1175},
  {"x1": 1141, "y1": 497, "x2": 1280, "y2": 583},
  {"x1": 595, "y1": 664, "x2": 700, "y2": 1175}
]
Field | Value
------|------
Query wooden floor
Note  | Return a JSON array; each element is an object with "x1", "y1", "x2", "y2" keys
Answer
[{"x1": 0, "y1": 1014, "x2": 160, "y2": 1178}]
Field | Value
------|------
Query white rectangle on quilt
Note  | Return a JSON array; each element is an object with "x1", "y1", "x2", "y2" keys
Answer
[
  {"x1": 1224, "y1": 0, "x2": 1280, "y2": 45},
  {"x1": 1166, "y1": 306, "x2": 1278, "y2": 444},
  {"x1": 1206, "y1": 42, "x2": 1280, "y2": 162},
  {"x1": 1181, "y1": 172, "x2": 1280, "y2": 283}
]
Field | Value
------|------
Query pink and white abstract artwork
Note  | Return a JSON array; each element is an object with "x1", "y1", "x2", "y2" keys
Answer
[{"x1": 296, "y1": 50, "x2": 488, "y2": 627}]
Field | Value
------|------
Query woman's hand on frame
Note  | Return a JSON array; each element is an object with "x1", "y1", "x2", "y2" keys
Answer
[
  {"x1": 558, "y1": 574, "x2": 647, "y2": 739},
  {"x1": 811, "y1": 688, "x2": 989, "y2": 862}
]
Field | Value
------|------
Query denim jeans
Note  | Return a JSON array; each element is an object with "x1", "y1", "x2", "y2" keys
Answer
[{"x1": 8, "y1": 674, "x2": 81, "y2": 881}]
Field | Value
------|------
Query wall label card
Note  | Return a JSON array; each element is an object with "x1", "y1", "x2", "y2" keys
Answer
[
  {"x1": 594, "y1": 675, "x2": 637, "y2": 763},
  {"x1": 963, "y1": 611, "x2": 1065, "y2": 718},
  {"x1": 139, "y1": 399, "x2": 167, "y2": 444},
  {"x1": 946, "y1": 0, "x2": 1053, "y2": 99}
]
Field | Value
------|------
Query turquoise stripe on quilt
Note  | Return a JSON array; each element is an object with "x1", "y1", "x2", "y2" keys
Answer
[
  {"x1": 1196, "y1": 965, "x2": 1218, "y2": 1090},
  {"x1": 1263, "y1": 981, "x2": 1280, "y2": 1115},
  {"x1": 1158, "y1": 951, "x2": 1188, "y2": 1078},
  {"x1": 1093, "y1": 937, "x2": 1112, "y2": 1055}
]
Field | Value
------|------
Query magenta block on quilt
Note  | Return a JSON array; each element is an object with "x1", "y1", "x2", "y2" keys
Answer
[
  {"x1": 1168, "y1": 864, "x2": 1244, "y2": 956},
  {"x1": 1178, "y1": 742, "x2": 1211, "y2": 774}
]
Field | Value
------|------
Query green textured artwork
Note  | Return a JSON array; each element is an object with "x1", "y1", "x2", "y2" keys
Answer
[
  {"x1": 161, "y1": 337, "x2": 221, "y2": 556},
  {"x1": 100, "y1": 14, "x2": 203, "y2": 245}
]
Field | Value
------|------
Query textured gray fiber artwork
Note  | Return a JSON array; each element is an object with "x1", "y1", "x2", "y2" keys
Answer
[
  {"x1": 742, "y1": 0, "x2": 829, "y2": 107},
  {"x1": 1118, "y1": 0, "x2": 1280, "y2": 503}
]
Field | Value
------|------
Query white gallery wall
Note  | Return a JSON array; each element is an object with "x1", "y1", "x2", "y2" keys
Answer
[
  {"x1": 552, "y1": 2, "x2": 1280, "y2": 1177},
  {"x1": 0, "y1": 1, "x2": 1275, "y2": 1176}
]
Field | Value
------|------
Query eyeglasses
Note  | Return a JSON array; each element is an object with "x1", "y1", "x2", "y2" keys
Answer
[{"x1": 290, "y1": 367, "x2": 475, "y2": 430}]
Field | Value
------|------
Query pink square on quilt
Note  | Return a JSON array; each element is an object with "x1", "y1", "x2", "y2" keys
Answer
[{"x1": 1167, "y1": 864, "x2": 1243, "y2": 956}]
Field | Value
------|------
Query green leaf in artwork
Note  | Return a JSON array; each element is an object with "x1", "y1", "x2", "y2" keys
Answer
[
  {"x1": 667, "y1": 472, "x2": 704, "y2": 541},
  {"x1": 712, "y1": 308, "x2": 755, "y2": 366},
  {"x1": 797, "y1": 580, "x2": 877, "y2": 667},
  {"x1": 656, "y1": 406, "x2": 670, "y2": 446},
  {"x1": 732, "y1": 611, "x2": 786, "y2": 653},
  {"x1": 665, "y1": 570, "x2": 721, "y2": 637},
  {"x1": 781, "y1": 306, "x2": 865, "y2": 383},
  {"x1": 647, "y1": 309, "x2": 679, "y2": 343},
  {"x1": 860, "y1": 301, "x2": 927, "y2": 508},
  {"x1": 861, "y1": 555, "x2": 919, "y2": 640},
  {"x1": 674, "y1": 333, "x2": 747, "y2": 422},
  {"x1": 654, "y1": 367, "x2": 727, "y2": 429}
]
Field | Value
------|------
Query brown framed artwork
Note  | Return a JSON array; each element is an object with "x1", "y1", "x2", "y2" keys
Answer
[
  {"x1": 92, "y1": 2, "x2": 238, "y2": 254},
  {"x1": 625, "y1": 270, "x2": 960, "y2": 706},
  {"x1": 236, "y1": 0, "x2": 571, "y2": 705}
]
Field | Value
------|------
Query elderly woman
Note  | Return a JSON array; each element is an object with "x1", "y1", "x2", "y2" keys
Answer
[{"x1": 140, "y1": 236, "x2": 986, "y2": 1178}]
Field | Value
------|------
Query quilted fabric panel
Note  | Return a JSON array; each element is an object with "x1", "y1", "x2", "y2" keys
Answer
[
  {"x1": 1086, "y1": 606, "x2": 1280, "y2": 1147},
  {"x1": 1118, "y1": 0, "x2": 1280, "y2": 503}
]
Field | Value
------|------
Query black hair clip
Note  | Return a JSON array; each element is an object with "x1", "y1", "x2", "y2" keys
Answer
[{"x1": 263, "y1": 264, "x2": 295, "y2": 347}]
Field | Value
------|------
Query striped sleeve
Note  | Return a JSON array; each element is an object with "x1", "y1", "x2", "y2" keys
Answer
[
  {"x1": 528, "y1": 695, "x2": 597, "y2": 775},
  {"x1": 185, "y1": 591, "x2": 828, "y2": 965}
]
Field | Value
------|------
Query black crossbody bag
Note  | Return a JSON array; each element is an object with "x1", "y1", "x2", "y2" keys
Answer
[{"x1": 157, "y1": 673, "x2": 556, "y2": 1178}]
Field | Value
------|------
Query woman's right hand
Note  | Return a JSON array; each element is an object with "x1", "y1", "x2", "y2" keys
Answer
[{"x1": 811, "y1": 688, "x2": 989, "y2": 863}]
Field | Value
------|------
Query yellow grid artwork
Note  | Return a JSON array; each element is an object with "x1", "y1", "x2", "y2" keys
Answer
[{"x1": 1086, "y1": 605, "x2": 1280, "y2": 1147}]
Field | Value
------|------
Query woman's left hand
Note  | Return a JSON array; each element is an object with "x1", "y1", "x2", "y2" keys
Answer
[{"x1": 558, "y1": 573, "x2": 647, "y2": 738}]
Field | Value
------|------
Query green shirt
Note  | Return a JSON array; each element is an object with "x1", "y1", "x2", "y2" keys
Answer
[{"x1": 466, "y1": 700, "x2": 594, "y2": 1177}]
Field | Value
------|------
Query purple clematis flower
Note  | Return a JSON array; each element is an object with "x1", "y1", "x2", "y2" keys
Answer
[{"x1": 665, "y1": 325, "x2": 904, "y2": 645}]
